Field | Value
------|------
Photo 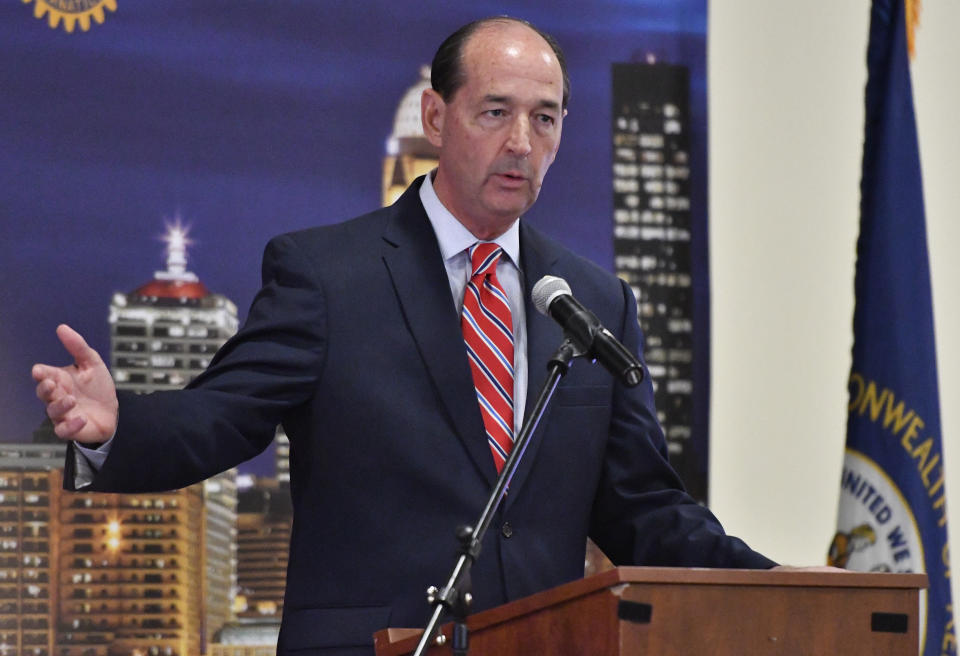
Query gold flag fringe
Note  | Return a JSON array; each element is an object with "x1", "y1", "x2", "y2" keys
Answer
[{"x1": 905, "y1": 0, "x2": 921, "y2": 60}]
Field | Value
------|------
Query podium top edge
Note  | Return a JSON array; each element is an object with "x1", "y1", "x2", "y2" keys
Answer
[{"x1": 606, "y1": 566, "x2": 928, "y2": 589}]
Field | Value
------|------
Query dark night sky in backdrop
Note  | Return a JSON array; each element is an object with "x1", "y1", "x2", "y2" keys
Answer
[{"x1": 0, "y1": 1, "x2": 707, "y2": 477}]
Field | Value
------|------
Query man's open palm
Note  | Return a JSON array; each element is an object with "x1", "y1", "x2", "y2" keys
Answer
[{"x1": 32, "y1": 324, "x2": 118, "y2": 444}]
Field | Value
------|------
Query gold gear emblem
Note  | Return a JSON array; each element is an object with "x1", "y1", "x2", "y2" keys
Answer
[{"x1": 24, "y1": 0, "x2": 118, "y2": 33}]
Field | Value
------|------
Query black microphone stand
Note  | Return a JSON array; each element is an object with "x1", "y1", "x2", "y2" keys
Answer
[{"x1": 412, "y1": 338, "x2": 586, "y2": 656}]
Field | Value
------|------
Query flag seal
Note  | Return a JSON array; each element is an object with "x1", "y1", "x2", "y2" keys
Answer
[{"x1": 830, "y1": 448, "x2": 928, "y2": 650}]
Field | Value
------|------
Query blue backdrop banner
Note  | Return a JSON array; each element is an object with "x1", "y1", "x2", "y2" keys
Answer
[{"x1": 0, "y1": 1, "x2": 711, "y2": 490}]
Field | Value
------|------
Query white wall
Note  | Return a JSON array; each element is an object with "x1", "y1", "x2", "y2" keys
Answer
[{"x1": 709, "y1": 0, "x2": 960, "y2": 601}]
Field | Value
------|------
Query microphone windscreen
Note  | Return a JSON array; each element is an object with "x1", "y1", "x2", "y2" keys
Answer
[{"x1": 532, "y1": 275, "x2": 572, "y2": 316}]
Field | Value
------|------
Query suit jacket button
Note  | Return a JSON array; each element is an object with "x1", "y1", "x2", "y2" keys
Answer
[{"x1": 501, "y1": 522, "x2": 513, "y2": 538}]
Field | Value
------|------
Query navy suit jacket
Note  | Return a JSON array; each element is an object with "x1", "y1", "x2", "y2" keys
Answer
[{"x1": 71, "y1": 179, "x2": 775, "y2": 654}]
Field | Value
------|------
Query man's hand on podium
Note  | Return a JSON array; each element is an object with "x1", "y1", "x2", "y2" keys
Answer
[{"x1": 32, "y1": 324, "x2": 118, "y2": 444}]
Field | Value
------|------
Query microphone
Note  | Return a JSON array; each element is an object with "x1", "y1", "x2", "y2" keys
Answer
[{"x1": 532, "y1": 275, "x2": 645, "y2": 387}]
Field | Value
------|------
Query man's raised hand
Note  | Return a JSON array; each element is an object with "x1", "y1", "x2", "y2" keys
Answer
[{"x1": 32, "y1": 324, "x2": 119, "y2": 444}]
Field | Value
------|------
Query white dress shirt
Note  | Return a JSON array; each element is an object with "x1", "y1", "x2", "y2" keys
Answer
[{"x1": 419, "y1": 171, "x2": 528, "y2": 434}]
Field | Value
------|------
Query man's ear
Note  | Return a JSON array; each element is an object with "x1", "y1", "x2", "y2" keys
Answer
[{"x1": 421, "y1": 88, "x2": 445, "y2": 148}]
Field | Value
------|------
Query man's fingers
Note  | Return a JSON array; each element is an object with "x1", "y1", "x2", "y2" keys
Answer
[
  {"x1": 56, "y1": 324, "x2": 103, "y2": 369},
  {"x1": 46, "y1": 395, "x2": 77, "y2": 422},
  {"x1": 54, "y1": 415, "x2": 88, "y2": 440},
  {"x1": 32, "y1": 363, "x2": 63, "y2": 384},
  {"x1": 35, "y1": 376, "x2": 64, "y2": 403}
]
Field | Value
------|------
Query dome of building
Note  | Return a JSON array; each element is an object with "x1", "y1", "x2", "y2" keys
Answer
[
  {"x1": 132, "y1": 278, "x2": 210, "y2": 299},
  {"x1": 386, "y1": 65, "x2": 432, "y2": 154}
]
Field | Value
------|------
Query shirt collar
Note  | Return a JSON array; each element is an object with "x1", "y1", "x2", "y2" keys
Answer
[{"x1": 419, "y1": 171, "x2": 521, "y2": 268}]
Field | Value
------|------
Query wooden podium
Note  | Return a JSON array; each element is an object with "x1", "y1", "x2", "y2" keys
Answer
[{"x1": 374, "y1": 567, "x2": 926, "y2": 655}]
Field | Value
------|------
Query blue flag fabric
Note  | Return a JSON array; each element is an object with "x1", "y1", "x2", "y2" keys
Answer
[{"x1": 829, "y1": 1, "x2": 954, "y2": 653}]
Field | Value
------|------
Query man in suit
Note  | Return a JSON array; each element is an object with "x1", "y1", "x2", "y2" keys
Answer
[{"x1": 33, "y1": 17, "x2": 775, "y2": 654}]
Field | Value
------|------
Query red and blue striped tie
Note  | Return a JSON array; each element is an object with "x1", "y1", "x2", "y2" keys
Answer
[{"x1": 462, "y1": 242, "x2": 514, "y2": 472}]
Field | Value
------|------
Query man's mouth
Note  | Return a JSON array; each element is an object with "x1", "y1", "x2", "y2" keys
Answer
[{"x1": 493, "y1": 171, "x2": 528, "y2": 186}]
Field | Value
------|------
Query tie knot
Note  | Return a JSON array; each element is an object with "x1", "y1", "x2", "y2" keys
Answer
[{"x1": 469, "y1": 242, "x2": 503, "y2": 279}]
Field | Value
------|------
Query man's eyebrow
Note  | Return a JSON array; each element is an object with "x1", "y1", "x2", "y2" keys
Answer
[{"x1": 481, "y1": 94, "x2": 561, "y2": 111}]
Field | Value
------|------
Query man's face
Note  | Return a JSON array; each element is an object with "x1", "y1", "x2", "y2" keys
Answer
[{"x1": 424, "y1": 23, "x2": 565, "y2": 239}]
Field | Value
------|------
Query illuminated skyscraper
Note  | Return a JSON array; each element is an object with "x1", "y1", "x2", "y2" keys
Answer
[
  {"x1": 100, "y1": 221, "x2": 240, "y2": 646},
  {"x1": 202, "y1": 474, "x2": 238, "y2": 641},
  {"x1": 612, "y1": 62, "x2": 705, "y2": 500},
  {"x1": 209, "y1": 476, "x2": 289, "y2": 654},
  {"x1": 232, "y1": 477, "x2": 291, "y2": 622},
  {"x1": 0, "y1": 443, "x2": 65, "y2": 656},
  {"x1": 56, "y1": 488, "x2": 205, "y2": 656},
  {"x1": 108, "y1": 221, "x2": 238, "y2": 393},
  {"x1": 382, "y1": 66, "x2": 439, "y2": 206}
]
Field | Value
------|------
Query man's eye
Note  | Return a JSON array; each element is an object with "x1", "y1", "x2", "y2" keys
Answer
[
  {"x1": 486, "y1": 109, "x2": 505, "y2": 117},
  {"x1": 537, "y1": 114, "x2": 556, "y2": 125}
]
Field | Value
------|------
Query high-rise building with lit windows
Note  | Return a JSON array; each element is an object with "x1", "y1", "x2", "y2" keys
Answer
[
  {"x1": 104, "y1": 221, "x2": 240, "y2": 645},
  {"x1": 203, "y1": 473, "x2": 238, "y2": 641},
  {"x1": 0, "y1": 443, "x2": 65, "y2": 656},
  {"x1": 232, "y1": 477, "x2": 291, "y2": 622},
  {"x1": 208, "y1": 476, "x2": 289, "y2": 654},
  {"x1": 611, "y1": 62, "x2": 704, "y2": 500},
  {"x1": 108, "y1": 222, "x2": 238, "y2": 393},
  {"x1": 56, "y1": 488, "x2": 205, "y2": 656}
]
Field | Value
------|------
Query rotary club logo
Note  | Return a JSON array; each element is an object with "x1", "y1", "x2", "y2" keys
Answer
[{"x1": 23, "y1": 0, "x2": 117, "y2": 33}]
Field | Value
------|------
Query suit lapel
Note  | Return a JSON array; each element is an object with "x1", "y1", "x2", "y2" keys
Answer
[
  {"x1": 380, "y1": 182, "x2": 498, "y2": 486},
  {"x1": 503, "y1": 222, "x2": 565, "y2": 508}
]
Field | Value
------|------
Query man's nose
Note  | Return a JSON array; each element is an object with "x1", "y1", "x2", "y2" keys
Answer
[{"x1": 505, "y1": 118, "x2": 532, "y2": 157}]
